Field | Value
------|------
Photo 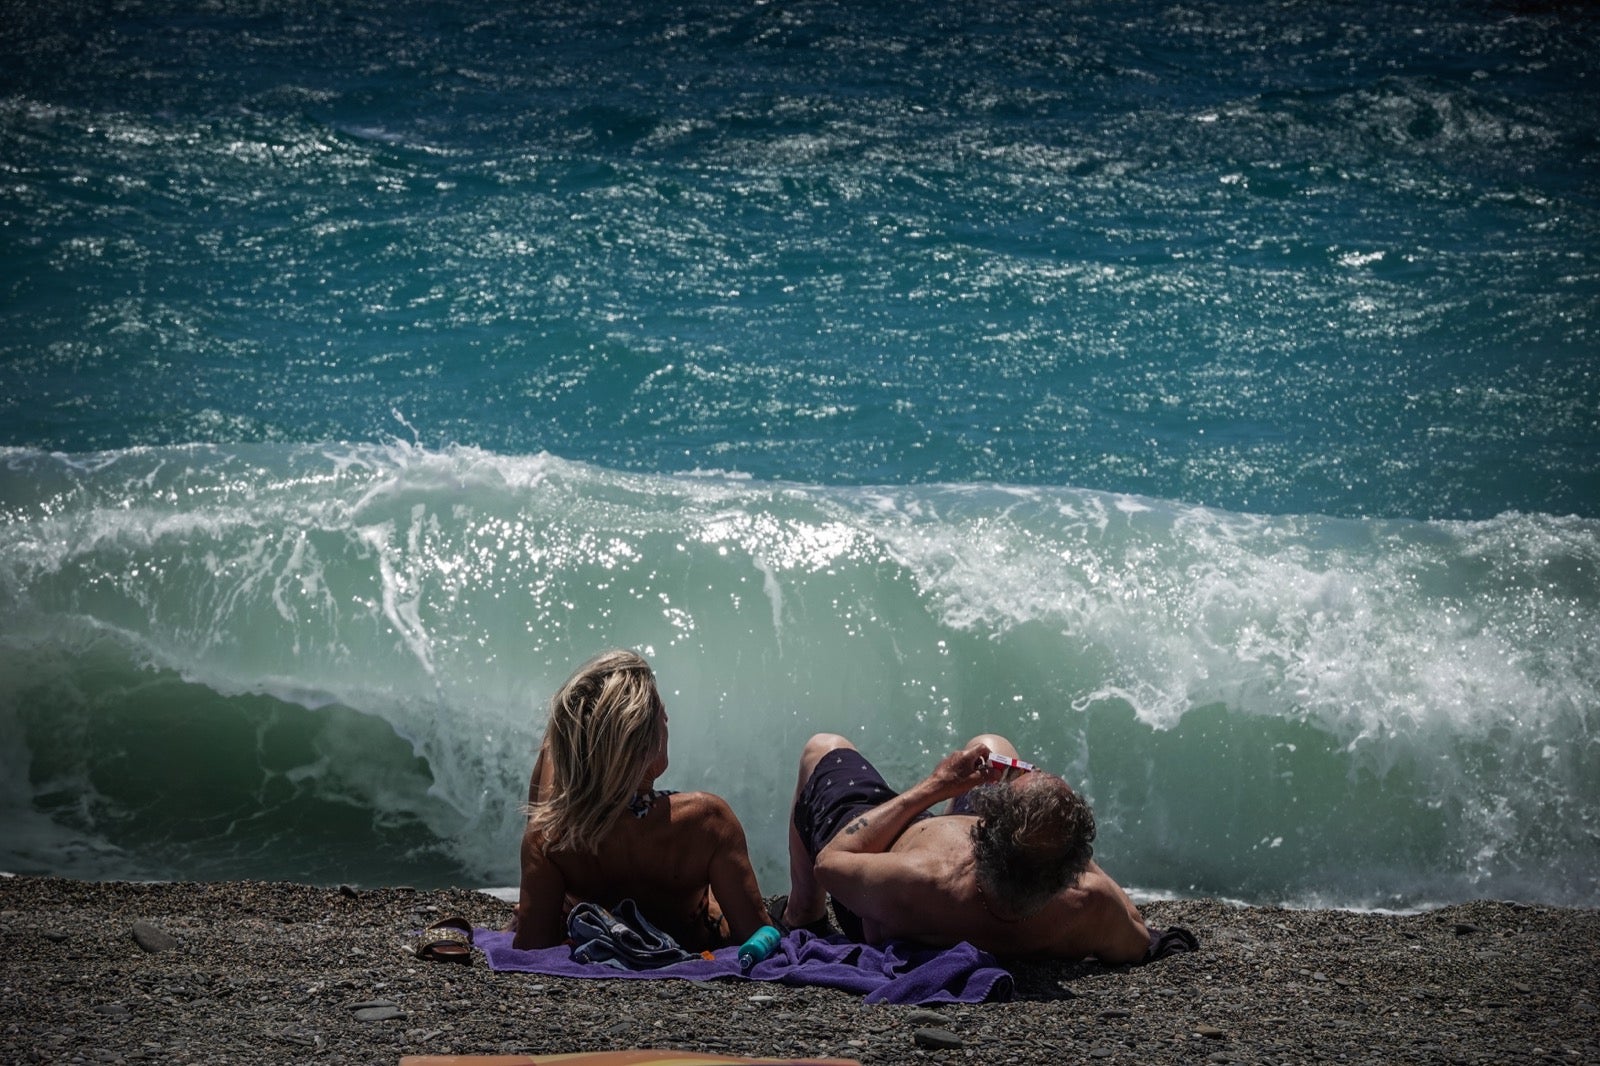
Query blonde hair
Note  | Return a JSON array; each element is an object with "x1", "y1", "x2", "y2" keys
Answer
[{"x1": 527, "y1": 649, "x2": 666, "y2": 854}]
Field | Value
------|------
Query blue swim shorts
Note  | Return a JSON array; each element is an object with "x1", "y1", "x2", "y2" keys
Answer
[{"x1": 792, "y1": 747, "x2": 903, "y2": 861}]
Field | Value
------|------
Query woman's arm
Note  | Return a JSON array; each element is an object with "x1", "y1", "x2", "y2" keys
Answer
[
  {"x1": 511, "y1": 828, "x2": 568, "y2": 949},
  {"x1": 699, "y1": 795, "x2": 772, "y2": 943}
]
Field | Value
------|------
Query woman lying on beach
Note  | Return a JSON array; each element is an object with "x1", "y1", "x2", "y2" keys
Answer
[{"x1": 509, "y1": 649, "x2": 772, "y2": 951}]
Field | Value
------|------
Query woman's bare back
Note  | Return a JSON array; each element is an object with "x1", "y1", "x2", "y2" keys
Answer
[
  {"x1": 516, "y1": 789, "x2": 768, "y2": 952},
  {"x1": 548, "y1": 790, "x2": 729, "y2": 949}
]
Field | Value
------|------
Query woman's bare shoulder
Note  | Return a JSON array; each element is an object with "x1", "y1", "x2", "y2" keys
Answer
[
  {"x1": 662, "y1": 790, "x2": 748, "y2": 836},
  {"x1": 663, "y1": 789, "x2": 736, "y2": 816}
]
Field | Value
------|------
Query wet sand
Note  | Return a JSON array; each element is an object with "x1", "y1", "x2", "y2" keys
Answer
[{"x1": 1, "y1": 875, "x2": 1594, "y2": 1065}]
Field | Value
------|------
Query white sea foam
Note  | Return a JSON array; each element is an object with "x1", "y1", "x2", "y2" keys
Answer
[{"x1": 2, "y1": 445, "x2": 1596, "y2": 903}]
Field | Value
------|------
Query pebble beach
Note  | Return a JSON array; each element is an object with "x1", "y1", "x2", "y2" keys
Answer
[{"x1": 1, "y1": 876, "x2": 1595, "y2": 1065}]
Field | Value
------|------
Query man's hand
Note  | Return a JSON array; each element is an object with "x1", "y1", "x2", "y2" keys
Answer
[{"x1": 928, "y1": 741, "x2": 1001, "y2": 799}]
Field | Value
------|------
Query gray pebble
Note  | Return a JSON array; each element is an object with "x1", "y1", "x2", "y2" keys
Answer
[
  {"x1": 131, "y1": 921, "x2": 178, "y2": 954},
  {"x1": 913, "y1": 1027, "x2": 964, "y2": 1050},
  {"x1": 352, "y1": 1005, "x2": 404, "y2": 1022},
  {"x1": 347, "y1": 998, "x2": 403, "y2": 1023}
]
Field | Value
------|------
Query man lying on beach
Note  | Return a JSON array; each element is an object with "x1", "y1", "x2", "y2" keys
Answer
[
  {"x1": 782, "y1": 731, "x2": 1153, "y2": 963},
  {"x1": 509, "y1": 650, "x2": 771, "y2": 952}
]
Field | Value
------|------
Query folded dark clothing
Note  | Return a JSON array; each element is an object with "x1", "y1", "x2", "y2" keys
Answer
[
  {"x1": 1143, "y1": 925, "x2": 1199, "y2": 963},
  {"x1": 567, "y1": 899, "x2": 695, "y2": 970}
]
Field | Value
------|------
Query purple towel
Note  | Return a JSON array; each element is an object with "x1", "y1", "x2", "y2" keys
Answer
[{"x1": 474, "y1": 927, "x2": 1013, "y2": 1005}]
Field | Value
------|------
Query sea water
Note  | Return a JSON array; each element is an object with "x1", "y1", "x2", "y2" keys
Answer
[{"x1": 1, "y1": 0, "x2": 1596, "y2": 910}]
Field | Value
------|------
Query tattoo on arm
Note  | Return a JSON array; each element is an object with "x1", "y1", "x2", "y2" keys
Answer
[{"x1": 843, "y1": 816, "x2": 869, "y2": 836}]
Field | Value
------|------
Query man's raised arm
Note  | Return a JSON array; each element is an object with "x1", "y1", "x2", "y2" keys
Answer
[{"x1": 815, "y1": 742, "x2": 997, "y2": 879}]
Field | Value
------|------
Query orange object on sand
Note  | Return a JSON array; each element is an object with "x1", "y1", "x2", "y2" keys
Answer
[{"x1": 399, "y1": 1053, "x2": 861, "y2": 1065}]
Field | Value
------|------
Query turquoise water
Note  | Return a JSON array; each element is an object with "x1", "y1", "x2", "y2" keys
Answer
[{"x1": 2, "y1": 0, "x2": 1597, "y2": 908}]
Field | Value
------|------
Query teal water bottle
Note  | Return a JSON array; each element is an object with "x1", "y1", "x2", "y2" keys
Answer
[{"x1": 737, "y1": 925, "x2": 781, "y2": 973}]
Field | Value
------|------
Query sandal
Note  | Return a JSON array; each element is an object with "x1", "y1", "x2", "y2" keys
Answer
[{"x1": 415, "y1": 916, "x2": 474, "y2": 964}]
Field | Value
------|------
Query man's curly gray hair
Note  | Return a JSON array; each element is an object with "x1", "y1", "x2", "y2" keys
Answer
[{"x1": 968, "y1": 773, "x2": 1096, "y2": 918}]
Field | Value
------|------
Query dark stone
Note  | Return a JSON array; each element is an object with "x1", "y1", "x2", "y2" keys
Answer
[
  {"x1": 912, "y1": 1027, "x2": 964, "y2": 1050},
  {"x1": 131, "y1": 921, "x2": 179, "y2": 954},
  {"x1": 339, "y1": 884, "x2": 360, "y2": 899},
  {"x1": 1195, "y1": 1024, "x2": 1226, "y2": 1039},
  {"x1": 352, "y1": 1005, "x2": 404, "y2": 1022},
  {"x1": 1454, "y1": 923, "x2": 1482, "y2": 936},
  {"x1": 348, "y1": 999, "x2": 404, "y2": 1023},
  {"x1": 1099, "y1": 1008, "x2": 1132, "y2": 1019}
]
